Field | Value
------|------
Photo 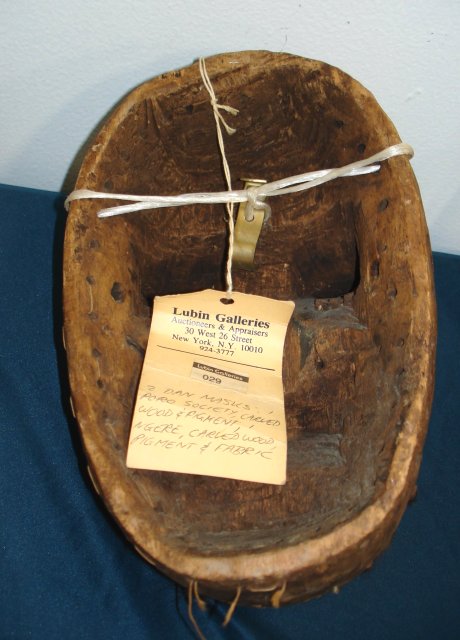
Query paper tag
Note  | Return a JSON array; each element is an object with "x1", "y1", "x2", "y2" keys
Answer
[{"x1": 126, "y1": 289, "x2": 294, "y2": 484}]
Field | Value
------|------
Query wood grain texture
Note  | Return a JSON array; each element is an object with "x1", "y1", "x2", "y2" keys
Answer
[{"x1": 63, "y1": 51, "x2": 436, "y2": 606}]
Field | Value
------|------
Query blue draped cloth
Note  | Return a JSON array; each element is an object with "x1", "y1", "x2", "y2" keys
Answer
[{"x1": 0, "y1": 183, "x2": 459, "y2": 639}]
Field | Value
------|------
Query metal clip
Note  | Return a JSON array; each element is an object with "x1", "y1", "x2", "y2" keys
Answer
[{"x1": 233, "y1": 179, "x2": 269, "y2": 271}]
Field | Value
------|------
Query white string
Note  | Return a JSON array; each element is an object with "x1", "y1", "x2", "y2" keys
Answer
[
  {"x1": 65, "y1": 143, "x2": 413, "y2": 219},
  {"x1": 198, "y1": 57, "x2": 238, "y2": 296},
  {"x1": 198, "y1": 58, "x2": 239, "y2": 136},
  {"x1": 64, "y1": 61, "x2": 414, "y2": 292}
]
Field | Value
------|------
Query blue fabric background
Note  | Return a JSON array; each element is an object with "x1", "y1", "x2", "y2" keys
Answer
[{"x1": 1, "y1": 183, "x2": 459, "y2": 639}]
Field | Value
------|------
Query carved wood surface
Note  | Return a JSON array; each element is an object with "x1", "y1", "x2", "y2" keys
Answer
[{"x1": 63, "y1": 51, "x2": 436, "y2": 605}]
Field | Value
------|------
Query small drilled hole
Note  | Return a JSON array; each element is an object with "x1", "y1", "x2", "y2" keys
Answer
[
  {"x1": 378, "y1": 198, "x2": 389, "y2": 212},
  {"x1": 315, "y1": 356, "x2": 325, "y2": 370},
  {"x1": 357, "y1": 143, "x2": 366, "y2": 153},
  {"x1": 111, "y1": 282, "x2": 125, "y2": 303},
  {"x1": 220, "y1": 298, "x2": 234, "y2": 305},
  {"x1": 335, "y1": 119, "x2": 344, "y2": 128}
]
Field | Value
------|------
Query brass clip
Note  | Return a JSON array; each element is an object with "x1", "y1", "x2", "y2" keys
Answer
[{"x1": 233, "y1": 178, "x2": 267, "y2": 271}]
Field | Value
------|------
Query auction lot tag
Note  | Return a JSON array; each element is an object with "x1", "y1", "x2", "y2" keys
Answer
[{"x1": 126, "y1": 289, "x2": 294, "y2": 484}]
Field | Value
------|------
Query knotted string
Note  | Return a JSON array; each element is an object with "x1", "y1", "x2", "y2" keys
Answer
[
  {"x1": 198, "y1": 56, "x2": 238, "y2": 297},
  {"x1": 64, "y1": 56, "x2": 415, "y2": 295},
  {"x1": 198, "y1": 57, "x2": 239, "y2": 135}
]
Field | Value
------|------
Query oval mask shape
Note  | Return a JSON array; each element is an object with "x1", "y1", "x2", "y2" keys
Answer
[{"x1": 63, "y1": 51, "x2": 436, "y2": 606}]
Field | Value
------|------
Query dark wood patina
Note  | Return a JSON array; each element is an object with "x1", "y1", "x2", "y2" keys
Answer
[{"x1": 63, "y1": 51, "x2": 436, "y2": 606}]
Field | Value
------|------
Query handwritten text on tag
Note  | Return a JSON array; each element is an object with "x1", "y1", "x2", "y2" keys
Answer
[{"x1": 126, "y1": 289, "x2": 294, "y2": 485}]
